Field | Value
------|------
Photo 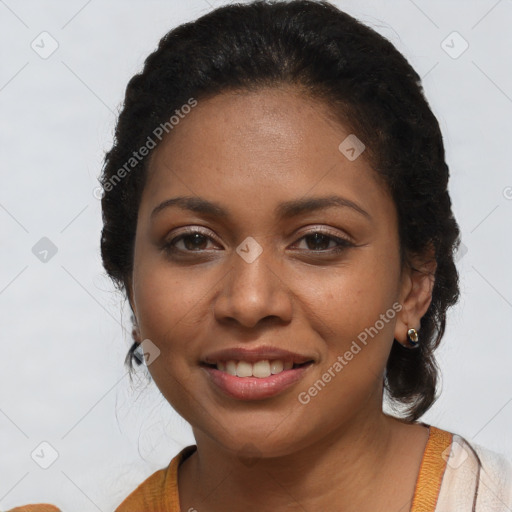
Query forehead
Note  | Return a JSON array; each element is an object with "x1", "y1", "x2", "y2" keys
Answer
[
  {"x1": 140, "y1": 86, "x2": 391, "y2": 223},
  {"x1": 149, "y1": 86, "x2": 355, "y2": 171}
]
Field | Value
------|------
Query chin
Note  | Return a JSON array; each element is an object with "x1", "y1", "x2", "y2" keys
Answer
[{"x1": 201, "y1": 422, "x2": 313, "y2": 461}]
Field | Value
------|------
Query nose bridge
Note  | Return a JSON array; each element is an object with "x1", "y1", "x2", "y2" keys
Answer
[{"x1": 214, "y1": 238, "x2": 292, "y2": 328}]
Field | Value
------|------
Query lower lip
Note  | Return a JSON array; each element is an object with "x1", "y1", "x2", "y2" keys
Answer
[{"x1": 201, "y1": 364, "x2": 313, "y2": 400}]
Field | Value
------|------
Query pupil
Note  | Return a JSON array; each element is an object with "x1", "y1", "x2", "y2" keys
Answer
[
  {"x1": 185, "y1": 233, "x2": 206, "y2": 250},
  {"x1": 307, "y1": 233, "x2": 329, "y2": 250}
]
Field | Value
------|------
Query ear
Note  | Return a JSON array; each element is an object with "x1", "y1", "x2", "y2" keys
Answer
[
  {"x1": 131, "y1": 314, "x2": 142, "y2": 345},
  {"x1": 125, "y1": 276, "x2": 136, "y2": 314},
  {"x1": 125, "y1": 278, "x2": 141, "y2": 344},
  {"x1": 394, "y1": 244, "x2": 437, "y2": 348}
]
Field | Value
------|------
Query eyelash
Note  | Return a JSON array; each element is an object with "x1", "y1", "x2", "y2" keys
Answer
[{"x1": 162, "y1": 227, "x2": 355, "y2": 256}]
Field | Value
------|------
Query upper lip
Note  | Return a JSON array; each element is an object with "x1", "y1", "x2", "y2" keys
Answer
[{"x1": 201, "y1": 345, "x2": 314, "y2": 365}]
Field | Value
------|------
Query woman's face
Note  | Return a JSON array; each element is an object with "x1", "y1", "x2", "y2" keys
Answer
[{"x1": 130, "y1": 86, "x2": 410, "y2": 457}]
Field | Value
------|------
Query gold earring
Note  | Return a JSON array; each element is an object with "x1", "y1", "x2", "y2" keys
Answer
[{"x1": 407, "y1": 328, "x2": 419, "y2": 348}]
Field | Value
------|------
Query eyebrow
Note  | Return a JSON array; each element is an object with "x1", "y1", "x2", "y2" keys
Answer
[{"x1": 150, "y1": 195, "x2": 371, "y2": 221}]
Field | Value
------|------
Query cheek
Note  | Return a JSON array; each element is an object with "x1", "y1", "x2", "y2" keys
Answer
[
  {"x1": 134, "y1": 267, "x2": 203, "y2": 346},
  {"x1": 131, "y1": 255, "x2": 210, "y2": 416},
  {"x1": 131, "y1": 241, "x2": 203, "y2": 354},
  {"x1": 310, "y1": 251, "x2": 399, "y2": 331},
  {"x1": 303, "y1": 247, "x2": 401, "y2": 375}
]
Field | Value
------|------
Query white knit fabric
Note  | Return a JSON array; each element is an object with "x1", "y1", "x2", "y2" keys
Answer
[{"x1": 436, "y1": 434, "x2": 512, "y2": 511}]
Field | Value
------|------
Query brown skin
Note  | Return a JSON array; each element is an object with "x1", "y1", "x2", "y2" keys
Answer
[{"x1": 129, "y1": 86, "x2": 436, "y2": 511}]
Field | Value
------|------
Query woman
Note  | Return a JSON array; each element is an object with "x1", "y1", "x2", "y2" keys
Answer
[{"x1": 11, "y1": 0, "x2": 512, "y2": 510}]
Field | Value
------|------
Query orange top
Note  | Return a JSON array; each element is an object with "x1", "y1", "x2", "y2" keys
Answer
[
  {"x1": 410, "y1": 425, "x2": 453, "y2": 511},
  {"x1": 7, "y1": 425, "x2": 453, "y2": 512}
]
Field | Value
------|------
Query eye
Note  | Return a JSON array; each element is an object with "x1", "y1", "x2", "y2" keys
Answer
[
  {"x1": 162, "y1": 227, "x2": 355, "y2": 256},
  {"x1": 163, "y1": 228, "x2": 220, "y2": 253},
  {"x1": 293, "y1": 230, "x2": 354, "y2": 253}
]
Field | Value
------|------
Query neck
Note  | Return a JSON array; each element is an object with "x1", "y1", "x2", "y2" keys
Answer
[{"x1": 179, "y1": 410, "x2": 408, "y2": 512}]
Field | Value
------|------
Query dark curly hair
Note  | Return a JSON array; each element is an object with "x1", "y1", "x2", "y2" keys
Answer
[{"x1": 99, "y1": 0, "x2": 461, "y2": 422}]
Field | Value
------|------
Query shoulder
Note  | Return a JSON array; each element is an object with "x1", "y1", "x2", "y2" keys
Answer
[
  {"x1": 115, "y1": 445, "x2": 197, "y2": 512},
  {"x1": 434, "y1": 427, "x2": 512, "y2": 511},
  {"x1": 5, "y1": 506, "x2": 61, "y2": 512}
]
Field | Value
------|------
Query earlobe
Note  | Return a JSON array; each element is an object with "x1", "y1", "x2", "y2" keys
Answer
[{"x1": 394, "y1": 248, "x2": 437, "y2": 348}]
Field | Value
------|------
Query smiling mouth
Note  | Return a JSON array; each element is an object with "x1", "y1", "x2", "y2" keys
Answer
[{"x1": 200, "y1": 359, "x2": 313, "y2": 378}]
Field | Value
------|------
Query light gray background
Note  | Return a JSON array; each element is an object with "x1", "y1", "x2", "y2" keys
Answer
[{"x1": 1, "y1": 0, "x2": 511, "y2": 510}]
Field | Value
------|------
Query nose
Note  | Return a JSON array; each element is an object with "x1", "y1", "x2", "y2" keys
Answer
[{"x1": 213, "y1": 246, "x2": 293, "y2": 329}]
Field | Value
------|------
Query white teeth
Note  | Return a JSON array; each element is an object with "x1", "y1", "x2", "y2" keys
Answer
[
  {"x1": 270, "y1": 360, "x2": 284, "y2": 374},
  {"x1": 215, "y1": 359, "x2": 299, "y2": 377},
  {"x1": 236, "y1": 361, "x2": 253, "y2": 377},
  {"x1": 252, "y1": 360, "x2": 271, "y2": 378},
  {"x1": 225, "y1": 360, "x2": 237, "y2": 376}
]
